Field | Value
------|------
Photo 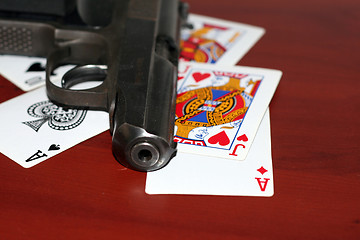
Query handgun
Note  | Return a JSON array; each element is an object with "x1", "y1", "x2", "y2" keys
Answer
[{"x1": 0, "y1": 0, "x2": 188, "y2": 171}]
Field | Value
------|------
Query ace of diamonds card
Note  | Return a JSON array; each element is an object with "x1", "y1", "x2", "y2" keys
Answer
[
  {"x1": 146, "y1": 109, "x2": 274, "y2": 196},
  {"x1": 175, "y1": 62, "x2": 281, "y2": 160}
]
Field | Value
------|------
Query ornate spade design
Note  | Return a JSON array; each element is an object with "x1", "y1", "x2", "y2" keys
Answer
[{"x1": 22, "y1": 101, "x2": 87, "y2": 132}]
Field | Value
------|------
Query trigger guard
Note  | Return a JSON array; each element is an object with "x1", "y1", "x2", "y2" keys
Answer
[{"x1": 62, "y1": 65, "x2": 108, "y2": 89}]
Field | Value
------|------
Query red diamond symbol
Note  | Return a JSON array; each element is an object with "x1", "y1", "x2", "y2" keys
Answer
[{"x1": 257, "y1": 166, "x2": 268, "y2": 175}]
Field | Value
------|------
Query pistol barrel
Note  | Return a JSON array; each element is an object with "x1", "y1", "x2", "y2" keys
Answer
[{"x1": 110, "y1": 0, "x2": 183, "y2": 171}]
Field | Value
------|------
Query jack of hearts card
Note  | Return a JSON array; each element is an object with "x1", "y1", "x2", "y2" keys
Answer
[{"x1": 175, "y1": 62, "x2": 282, "y2": 160}]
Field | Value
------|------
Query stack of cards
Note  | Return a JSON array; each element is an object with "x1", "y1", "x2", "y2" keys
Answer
[
  {"x1": 0, "y1": 14, "x2": 282, "y2": 197},
  {"x1": 146, "y1": 15, "x2": 281, "y2": 197}
]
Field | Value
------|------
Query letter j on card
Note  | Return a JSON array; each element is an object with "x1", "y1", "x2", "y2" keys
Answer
[{"x1": 175, "y1": 62, "x2": 282, "y2": 160}]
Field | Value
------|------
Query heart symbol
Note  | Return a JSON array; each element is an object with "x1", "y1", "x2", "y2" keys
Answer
[
  {"x1": 208, "y1": 131, "x2": 230, "y2": 146},
  {"x1": 48, "y1": 144, "x2": 60, "y2": 151},
  {"x1": 237, "y1": 134, "x2": 248, "y2": 142},
  {"x1": 192, "y1": 72, "x2": 210, "y2": 82}
]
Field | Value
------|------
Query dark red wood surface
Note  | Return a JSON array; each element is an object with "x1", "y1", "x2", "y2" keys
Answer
[{"x1": 1, "y1": 0, "x2": 359, "y2": 239}]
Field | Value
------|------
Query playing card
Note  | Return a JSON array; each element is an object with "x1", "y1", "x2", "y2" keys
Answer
[
  {"x1": 0, "y1": 87, "x2": 109, "y2": 168},
  {"x1": 146, "y1": 108, "x2": 273, "y2": 197},
  {"x1": 175, "y1": 62, "x2": 281, "y2": 160},
  {"x1": 0, "y1": 55, "x2": 74, "y2": 91},
  {"x1": 180, "y1": 14, "x2": 265, "y2": 65}
]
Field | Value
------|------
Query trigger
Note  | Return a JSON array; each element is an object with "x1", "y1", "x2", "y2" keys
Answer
[{"x1": 62, "y1": 65, "x2": 107, "y2": 89}]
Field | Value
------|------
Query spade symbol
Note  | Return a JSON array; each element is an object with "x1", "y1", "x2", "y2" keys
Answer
[
  {"x1": 48, "y1": 144, "x2": 60, "y2": 151},
  {"x1": 26, "y1": 62, "x2": 56, "y2": 75},
  {"x1": 27, "y1": 62, "x2": 46, "y2": 72}
]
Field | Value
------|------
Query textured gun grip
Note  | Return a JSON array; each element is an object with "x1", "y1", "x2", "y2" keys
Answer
[
  {"x1": 0, "y1": 20, "x2": 55, "y2": 57},
  {"x1": 0, "y1": 25, "x2": 33, "y2": 54}
]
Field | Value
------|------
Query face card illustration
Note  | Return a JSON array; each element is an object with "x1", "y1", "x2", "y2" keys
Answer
[
  {"x1": 180, "y1": 14, "x2": 265, "y2": 65},
  {"x1": 0, "y1": 55, "x2": 74, "y2": 91},
  {"x1": 0, "y1": 87, "x2": 109, "y2": 168},
  {"x1": 146, "y1": 109, "x2": 273, "y2": 197},
  {"x1": 175, "y1": 62, "x2": 281, "y2": 160}
]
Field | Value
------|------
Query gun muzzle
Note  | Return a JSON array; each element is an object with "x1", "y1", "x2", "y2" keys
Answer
[{"x1": 110, "y1": 0, "x2": 185, "y2": 171}]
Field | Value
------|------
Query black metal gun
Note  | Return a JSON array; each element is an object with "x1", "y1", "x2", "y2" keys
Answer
[{"x1": 0, "y1": 0, "x2": 188, "y2": 171}]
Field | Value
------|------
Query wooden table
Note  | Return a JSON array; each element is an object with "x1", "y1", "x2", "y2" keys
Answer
[{"x1": 1, "y1": 0, "x2": 359, "y2": 239}]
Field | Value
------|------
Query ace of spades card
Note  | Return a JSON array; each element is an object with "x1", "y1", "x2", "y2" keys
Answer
[
  {"x1": 0, "y1": 87, "x2": 109, "y2": 168},
  {"x1": 175, "y1": 62, "x2": 282, "y2": 161}
]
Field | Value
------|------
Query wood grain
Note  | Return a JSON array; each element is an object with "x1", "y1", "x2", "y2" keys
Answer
[{"x1": 0, "y1": 0, "x2": 359, "y2": 239}]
